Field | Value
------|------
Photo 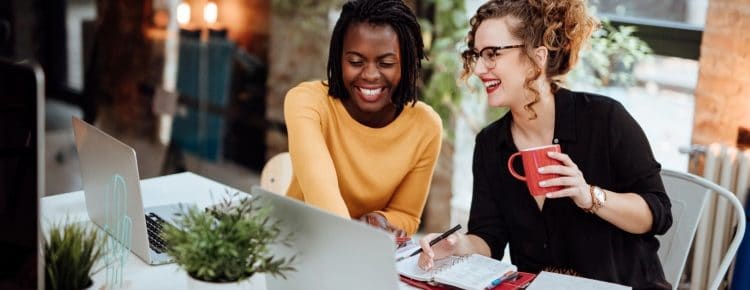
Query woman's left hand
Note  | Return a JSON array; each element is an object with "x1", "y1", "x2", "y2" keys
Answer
[
  {"x1": 538, "y1": 151, "x2": 593, "y2": 209},
  {"x1": 359, "y1": 212, "x2": 407, "y2": 239}
]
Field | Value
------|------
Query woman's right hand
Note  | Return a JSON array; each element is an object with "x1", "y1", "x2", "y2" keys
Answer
[{"x1": 417, "y1": 232, "x2": 459, "y2": 270}]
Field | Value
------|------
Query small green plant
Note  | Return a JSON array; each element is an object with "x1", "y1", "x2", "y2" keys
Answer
[
  {"x1": 163, "y1": 192, "x2": 295, "y2": 283},
  {"x1": 43, "y1": 221, "x2": 106, "y2": 290},
  {"x1": 570, "y1": 19, "x2": 652, "y2": 87}
]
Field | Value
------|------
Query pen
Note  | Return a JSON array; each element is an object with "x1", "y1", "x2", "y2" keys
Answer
[
  {"x1": 486, "y1": 271, "x2": 518, "y2": 289},
  {"x1": 396, "y1": 224, "x2": 462, "y2": 262}
]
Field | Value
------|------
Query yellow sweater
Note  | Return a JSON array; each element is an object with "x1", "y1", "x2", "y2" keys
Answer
[{"x1": 283, "y1": 81, "x2": 442, "y2": 235}]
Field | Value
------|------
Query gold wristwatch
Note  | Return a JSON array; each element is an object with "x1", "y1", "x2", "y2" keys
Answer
[{"x1": 585, "y1": 185, "x2": 606, "y2": 213}]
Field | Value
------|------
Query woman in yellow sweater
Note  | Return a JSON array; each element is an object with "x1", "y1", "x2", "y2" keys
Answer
[{"x1": 283, "y1": 0, "x2": 442, "y2": 236}]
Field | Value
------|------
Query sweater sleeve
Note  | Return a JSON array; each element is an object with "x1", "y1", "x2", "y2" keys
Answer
[
  {"x1": 375, "y1": 124, "x2": 442, "y2": 235},
  {"x1": 284, "y1": 83, "x2": 350, "y2": 218}
]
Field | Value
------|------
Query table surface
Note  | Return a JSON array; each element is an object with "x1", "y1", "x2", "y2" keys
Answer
[
  {"x1": 42, "y1": 172, "x2": 418, "y2": 290},
  {"x1": 42, "y1": 172, "x2": 252, "y2": 289}
]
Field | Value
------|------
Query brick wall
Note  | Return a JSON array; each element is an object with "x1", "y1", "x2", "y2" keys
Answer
[{"x1": 692, "y1": 0, "x2": 750, "y2": 146}]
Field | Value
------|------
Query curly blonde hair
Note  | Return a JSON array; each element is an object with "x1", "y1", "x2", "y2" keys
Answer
[{"x1": 461, "y1": 0, "x2": 598, "y2": 119}]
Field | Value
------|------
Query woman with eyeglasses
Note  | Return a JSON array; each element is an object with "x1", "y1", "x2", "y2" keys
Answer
[
  {"x1": 417, "y1": 1, "x2": 672, "y2": 289},
  {"x1": 283, "y1": 0, "x2": 441, "y2": 238}
]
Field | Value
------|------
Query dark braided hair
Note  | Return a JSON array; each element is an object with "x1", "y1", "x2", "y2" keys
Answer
[{"x1": 326, "y1": 0, "x2": 426, "y2": 112}]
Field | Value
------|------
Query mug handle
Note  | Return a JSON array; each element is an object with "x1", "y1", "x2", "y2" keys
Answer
[{"x1": 507, "y1": 152, "x2": 525, "y2": 181}]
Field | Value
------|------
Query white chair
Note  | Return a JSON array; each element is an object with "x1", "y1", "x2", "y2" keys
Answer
[
  {"x1": 658, "y1": 169, "x2": 746, "y2": 290},
  {"x1": 259, "y1": 152, "x2": 292, "y2": 195}
]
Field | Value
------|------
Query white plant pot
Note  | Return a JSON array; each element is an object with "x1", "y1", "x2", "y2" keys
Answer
[{"x1": 186, "y1": 272, "x2": 266, "y2": 290}]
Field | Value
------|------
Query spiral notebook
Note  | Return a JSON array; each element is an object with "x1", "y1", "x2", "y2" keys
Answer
[{"x1": 396, "y1": 254, "x2": 517, "y2": 290}]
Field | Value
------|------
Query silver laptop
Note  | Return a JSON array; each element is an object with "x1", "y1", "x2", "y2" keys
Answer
[
  {"x1": 251, "y1": 187, "x2": 402, "y2": 290},
  {"x1": 72, "y1": 117, "x2": 181, "y2": 265}
]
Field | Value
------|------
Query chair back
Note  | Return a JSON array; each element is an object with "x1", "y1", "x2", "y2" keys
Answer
[
  {"x1": 260, "y1": 152, "x2": 292, "y2": 195},
  {"x1": 658, "y1": 170, "x2": 710, "y2": 289},
  {"x1": 658, "y1": 169, "x2": 746, "y2": 290}
]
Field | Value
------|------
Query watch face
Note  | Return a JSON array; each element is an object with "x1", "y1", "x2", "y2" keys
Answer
[{"x1": 595, "y1": 187, "x2": 605, "y2": 202}]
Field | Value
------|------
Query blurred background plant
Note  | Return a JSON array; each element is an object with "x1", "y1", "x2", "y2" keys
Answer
[
  {"x1": 569, "y1": 19, "x2": 652, "y2": 88},
  {"x1": 419, "y1": 0, "x2": 510, "y2": 140},
  {"x1": 419, "y1": 0, "x2": 471, "y2": 140}
]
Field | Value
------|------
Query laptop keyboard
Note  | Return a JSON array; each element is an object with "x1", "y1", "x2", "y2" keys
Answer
[{"x1": 145, "y1": 213, "x2": 168, "y2": 254}]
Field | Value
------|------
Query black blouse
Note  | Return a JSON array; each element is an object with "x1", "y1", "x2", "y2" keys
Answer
[{"x1": 467, "y1": 88, "x2": 672, "y2": 290}]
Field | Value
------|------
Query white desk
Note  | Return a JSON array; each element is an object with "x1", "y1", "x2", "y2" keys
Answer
[
  {"x1": 43, "y1": 172, "x2": 418, "y2": 290},
  {"x1": 41, "y1": 172, "x2": 261, "y2": 289}
]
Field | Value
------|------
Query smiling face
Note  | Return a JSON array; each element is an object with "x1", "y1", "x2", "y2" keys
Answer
[
  {"x1": 473, "y1": 17, "x2": 534, "y2": 108},
  {"x1": 341, "y1": 22, "x2": 402, "y2": 127}
]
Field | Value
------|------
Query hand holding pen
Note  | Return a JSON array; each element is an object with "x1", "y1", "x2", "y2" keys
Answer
[{"x1": 401, "y1": 224, "x2": 462, "y2": 269}]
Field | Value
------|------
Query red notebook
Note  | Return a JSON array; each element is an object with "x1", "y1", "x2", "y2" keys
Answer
[{"x1": 400, "y1": 272, "x2": 536, "y2": 290}]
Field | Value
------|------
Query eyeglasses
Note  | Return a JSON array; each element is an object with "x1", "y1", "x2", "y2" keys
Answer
[{"x1": 468, "y1": 44, "x2": 524, "y2": 69}]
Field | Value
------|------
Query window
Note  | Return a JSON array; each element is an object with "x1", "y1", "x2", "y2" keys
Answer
[
  {"x1": 583, "y1": 0, "x2": 707, "y2": 171},
  {"x1": 592, "y1": 0, "x2": 706, "y2": 60},
  {"x1": 593, "y1": 0, "x2": 708, "y2": 26}
]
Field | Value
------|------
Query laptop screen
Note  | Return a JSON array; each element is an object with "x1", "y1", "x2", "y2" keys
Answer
[{"x1": 0, "y1": 58, "x2": 44, "y2": 289}]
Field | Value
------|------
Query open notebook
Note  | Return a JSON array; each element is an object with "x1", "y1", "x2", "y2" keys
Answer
[{"x1": 396, "y1": 254, "x2": 517, "y2": 290}]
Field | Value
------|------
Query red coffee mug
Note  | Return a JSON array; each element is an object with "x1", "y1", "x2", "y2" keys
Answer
[{"x1": 507, "y1": 144, "x2": 563, "y2": 196}]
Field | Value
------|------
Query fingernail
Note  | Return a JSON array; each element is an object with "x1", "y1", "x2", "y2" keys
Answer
[
  {"x1": 539, "y1": 181, "x2": 546, "y2": 187},
  {"x1": 538, "y1": 167, "x2": 544, "y2": 173},
  {"x1": 547, "y1": 152, "x2": 553, "y2": 156},
  {"x1": 546, "y1": 193, "x2": 553, "y2": 198},
  {"x1": 428, "y1": 251, "x2": 434, "y2": 258}
]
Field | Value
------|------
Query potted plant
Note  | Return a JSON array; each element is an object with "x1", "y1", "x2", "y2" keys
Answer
[
  {"x1": 163, "y1": 192, "x2": 295, "y2": 290},
  {"x1": 43, "y1": 221, "x2": 106, "y2": 290}
]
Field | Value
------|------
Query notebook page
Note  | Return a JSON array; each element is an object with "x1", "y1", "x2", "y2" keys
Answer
[
  {"x1": 434, "y1": 254, "x2": 517, "y2": 290},
  {"x1": 396, "y1": 254, "x2": 464, "y2": 281},
  {"x1": 526, "y1": 271, "x2": 631, "y2": 290}
]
